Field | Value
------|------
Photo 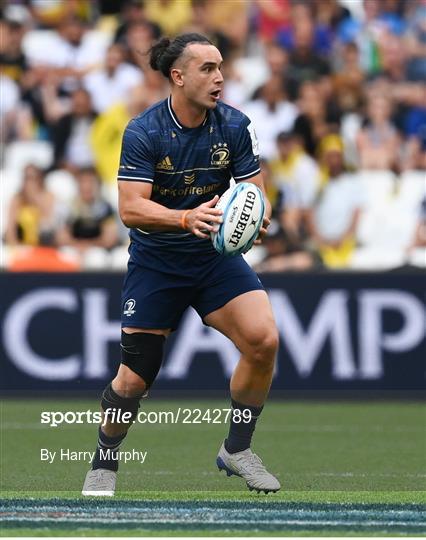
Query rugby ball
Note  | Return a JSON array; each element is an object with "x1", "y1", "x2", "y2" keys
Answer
[{"x1": 211, "y1": 182, "x2": 265, "y2": 256}]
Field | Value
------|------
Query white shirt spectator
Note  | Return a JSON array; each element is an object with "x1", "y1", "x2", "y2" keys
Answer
[
  {"x1": 83, "y1": 63, "x2": 143, "y2": 113},
  {"x1": 0, "y1": 74, "x2": 19, "y2": 116},
  {"x1": 314, "y1": 173, "x2": 364, "y2": 241},
  {"x1": 65, "y1": 118, "x2": 94, "y2": 168},
  {"x1": 23, "y1": 26, "x2": 108, "y2": 93},
  {"x1": 26, "y1": 31, "x2": 106, "y2": 70},
  {"x1": 243, "y1": 100, "x2": 298, "y2": 160},
  {"x1": 271, "y1": 151, "x2": 320, "y2": 209}
]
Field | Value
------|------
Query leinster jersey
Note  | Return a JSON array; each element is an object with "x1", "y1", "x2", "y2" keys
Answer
[{"x1": 118, "y1": 96, "x2": 260, "y2": 252}]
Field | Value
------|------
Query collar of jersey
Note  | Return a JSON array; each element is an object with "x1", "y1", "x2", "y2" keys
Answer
[{"x1": 167, "y1": 96, "x2": 209, "y2": 132}]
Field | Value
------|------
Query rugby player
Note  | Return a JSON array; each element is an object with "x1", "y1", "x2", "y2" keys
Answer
[{"x1": 82, "y1": 33, "x2": 280, "y2": 496}]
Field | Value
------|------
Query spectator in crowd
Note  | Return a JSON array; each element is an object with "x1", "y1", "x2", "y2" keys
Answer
[
  {"x1": 243, "y1": 76, "x2": 298, "y2": 159},
  {"x1": 408, "y1": 196, "x2": 426, "y2": 250},
  {"x1": 252, "y1": 158, "x2": 316, "y2": 272},
  {"x1": 83, "y1": 43, "x2": 143, "y2": 113},
  {"x1": 188, "y1": 0, "x2": 249, "y2": 54},
  {"x1": 254, "y1": 219, "x2": 316, "y2": 273},
  {"x1": 90, "y1": 83, "x2": 157, "y2": 183},
  {"x1": 402, "y1": 104, "x2": 426, "y2": 170},
  {"x1": 356, "y1": 93, "x2": 401, "y2": 170},
  {"x1": 254, "y1": 0, "x2": 291, "y2": 44},
  {"x1": 5, "y1": 164, "x2": 60, "y2": 246},
  {"x1": 184, "y1": 0, "x2": 234, "y2": 62},
  {"x1": 0, "y1": 18, "x2": 34, "y2": 140},
  {"x1": 49, "y1": 87, "x2": 96, "y2": 172},
  {"x1": 144, "y1": 0, "x2": 192, "y2": 37},
  {"x1": 0, "y1": 18, "x2": 28, "y2": 85},
  {"x1": 27, "y1": 16, "x2": 107, "y2": 95},
  {"x1": 28, "y1": 0, "x2": 93, "y2": 28},
  {"x1": 314, "y1": 0, "x2": 352, "y2": 32},
  {"x1": 124, "y1": 20, "x2": 167, "y2": 92},
  {"x1": 55, "y1": 167, "x2": 119, "y2": 252},
  {"x1": 282, "y1": 3, "x2": 332, "y2": 100},
  {"x1": 308, "y1": 135, "x2": 363, "y2": 268},
  {"x1": 293, "y1": 80, "x2": 338, "y2": 157},
  {"x1": 404, "y1": 0, "x2": 426, "y2": 82},
  {"x1": 0, "y1": 73, "x2": 32, "y2": 143},
  {"x1": 332, "y1": 41, "x2": 364, "y2": 114},
  {"x1": 265, "y1": 41, "x2": 289, "y2": 79},
  {"x1": 377, "y1": 32, "x2": 408, "y2": 83},
  {"x1": 277, "y1": 1, "x2": 335, "y2": 58},
  {"x1": 270, "y1": 131, "x2": 320, "y2": 248},
  {"x1": 114, "y1": 0, "x2": 161, "y2": 46},
  {"x1": 259, "y1": 158, "x2": 283, "y2": 221},
  {"x1": 336, "y1": 0, "x2": 388, "y2": 75}
]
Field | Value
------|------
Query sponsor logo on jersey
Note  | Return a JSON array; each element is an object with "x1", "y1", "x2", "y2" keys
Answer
[
  {"x1": 156, "y1": 156, "x2": 174, "y2": 171},
  {"x1": 123, "y1": 299, "x2": 136, "y2": 316},
  {"x1": 153, "y1": 182, "x2": 221, "y2": 198},
  {"x1": 210, "y1": 142, "x2": 230, "y2": 166},
  {"x1": 184, "y1": 173, "x2": 196, "y2": 185}
]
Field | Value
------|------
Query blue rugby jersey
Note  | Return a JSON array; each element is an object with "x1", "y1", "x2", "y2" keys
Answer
[{"x1": 117, "y1": 96, "x2": 260, "y2": 252}]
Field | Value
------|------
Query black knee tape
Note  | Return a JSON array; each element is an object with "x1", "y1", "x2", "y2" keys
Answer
[
  {"x1": 101, "y1": 383, "x2": 140, "y2": 422},
  {"x1": 120, "y1": 331, "x2": 165, "y2": 388}
]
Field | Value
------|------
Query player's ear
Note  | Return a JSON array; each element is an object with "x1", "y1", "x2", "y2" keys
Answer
[{"x1": 170, "y1": 68, "x2": 184, "y2": 87}]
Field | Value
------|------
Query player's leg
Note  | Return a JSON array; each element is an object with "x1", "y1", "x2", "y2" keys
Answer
[
  {"x1": 83, "y1": 252, "x2": 193, "y2": 495},
  {"x1": 82, "y1": 327, "x2": 169, "y2": 496},
  {"x1": 205, "y1": 289, "x2": 277, "y2": 403},
  {"x1": 101, "y1": 327, "x2": 170, "y2": 437},
  {"x1": 203, "y1": 289, "x2": 280, "y2": 492},
  {"x1": 204, "y1": 289, "x2": 278, "y2": 441}
]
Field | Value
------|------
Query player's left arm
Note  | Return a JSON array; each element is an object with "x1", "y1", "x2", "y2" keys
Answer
[{"x1": 230, "y1": 114, "x2": 271, "y2": 243}]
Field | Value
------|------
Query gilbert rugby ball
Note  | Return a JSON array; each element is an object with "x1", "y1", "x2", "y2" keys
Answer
[{"x1": 211, "y1": 182, "x2": 265, "y2": 256}]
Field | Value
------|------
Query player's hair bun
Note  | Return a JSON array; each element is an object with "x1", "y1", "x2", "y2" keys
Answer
[
  {"x1": 149, "y1": 37, "x2": 171, "y2": 75},
  {"x1": 149, "y1": 33, "x2": 212, "y2": 79}
]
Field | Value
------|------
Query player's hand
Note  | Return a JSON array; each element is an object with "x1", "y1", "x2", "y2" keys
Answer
[
  {"x1": 184, "y1": 195, "x2": 223, "y2": 239},
  {"x1": 254, "y1": 215, "x2": 271, "y2": 245}
]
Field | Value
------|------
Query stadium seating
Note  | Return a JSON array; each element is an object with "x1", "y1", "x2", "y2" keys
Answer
[
  {"x1": 3, "y1": 140, "x2": 53, "y2": 173},
  {"x1": 45, "y1": 169, "x2": 78, "y2": 205}
]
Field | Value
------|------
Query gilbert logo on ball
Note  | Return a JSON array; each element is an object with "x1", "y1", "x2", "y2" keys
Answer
[{"x1": 211, "y1": 182, "x2": 265, "y2": 256}]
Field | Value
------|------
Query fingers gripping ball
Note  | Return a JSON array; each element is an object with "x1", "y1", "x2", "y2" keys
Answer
[{"x1": 211, "y1": 182, "x2": 265, "y2": 256}]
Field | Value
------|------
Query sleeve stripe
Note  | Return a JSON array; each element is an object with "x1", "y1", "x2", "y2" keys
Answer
[
  {"x1": 234, "y1": 168, "x2": 261, "y2": 180},
  {"x1": 117, "y1": 175, "x2": 154, "y2": 182}
]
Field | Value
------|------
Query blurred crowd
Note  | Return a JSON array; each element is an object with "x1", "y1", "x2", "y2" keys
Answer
[{"x1": 1, "y1": 0, "x2": 425, "y2": 272}]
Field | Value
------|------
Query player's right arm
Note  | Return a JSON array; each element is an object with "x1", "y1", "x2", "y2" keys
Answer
[
  {"x1": 118, "y1": 181, "x2": 222, "y2": 239},
  {"x1": 118, "y1": 121, "x2": 222, "y2": 238}
]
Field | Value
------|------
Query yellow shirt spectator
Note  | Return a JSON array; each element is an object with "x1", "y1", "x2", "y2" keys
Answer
[
  {"x1": 144, "y1": 0, "x2": 192, "y2": 37},
  {"x1": 90, "y1": 103, "x2": 130, "y2": 184}
]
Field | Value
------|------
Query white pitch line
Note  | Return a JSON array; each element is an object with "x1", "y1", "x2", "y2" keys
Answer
[{"x1": 2, "y1": 516, "x2": 426, "y2": 528}]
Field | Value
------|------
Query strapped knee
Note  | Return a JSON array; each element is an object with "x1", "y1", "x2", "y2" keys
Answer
[
  {"x1": 101, "y1": 383, "x2": 141, "y2": 423},
  {"x1": 120, "y1": 331, "x2": 165, "y2": 388}
]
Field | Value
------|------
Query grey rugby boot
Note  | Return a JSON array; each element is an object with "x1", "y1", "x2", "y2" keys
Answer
[
  {"x1": 216, "y1": 442, "x2": 280, "y2": 493},
  {"x1": 82, "y1": 469, "x2": 116, "y2": 496}
]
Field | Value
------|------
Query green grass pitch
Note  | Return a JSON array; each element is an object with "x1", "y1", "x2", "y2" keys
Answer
[{"x1": 1, "y1": 399, "x2": 425, "y2": 536}]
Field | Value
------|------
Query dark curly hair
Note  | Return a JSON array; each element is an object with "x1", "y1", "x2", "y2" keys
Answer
[{"x1": 149, "y1": 33, "x2": 212, "y2": 79}]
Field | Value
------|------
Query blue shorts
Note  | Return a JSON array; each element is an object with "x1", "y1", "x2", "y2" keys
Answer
[{"x1": 121, "y1": 243, "x2": 264, "y2": 330}]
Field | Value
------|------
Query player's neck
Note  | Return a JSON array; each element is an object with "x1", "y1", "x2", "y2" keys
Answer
[{"x1": 170, "y1": 94, "x2": 207, "y2": 129}]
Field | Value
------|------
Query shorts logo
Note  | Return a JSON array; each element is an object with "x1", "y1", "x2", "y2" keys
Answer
[
  {"x1": 123, "y1": 299, "x2": 136, "y2": 317},
  {"x1": 210, "y1": 142, "x2": 230, "y2": 167}
]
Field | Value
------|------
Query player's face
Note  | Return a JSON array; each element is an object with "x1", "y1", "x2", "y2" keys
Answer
[{"x1": 178, "y1": 44, "x2": 224, "y2": 110}]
